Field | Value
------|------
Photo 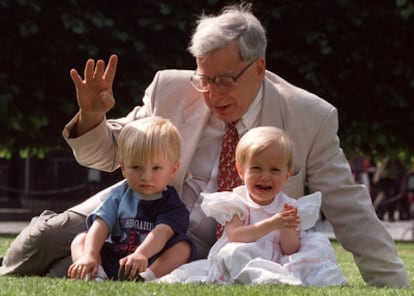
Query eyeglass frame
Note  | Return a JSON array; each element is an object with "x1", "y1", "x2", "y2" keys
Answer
[{"x1": 190, "y1": 58, "x2": 259, "y2": 93}]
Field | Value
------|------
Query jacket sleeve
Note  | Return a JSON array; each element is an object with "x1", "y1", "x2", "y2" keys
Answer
[
  {"x1": 306, "y1": 106, "x2": 408, "y2": 287},
  {"x1": 62, "y1": 86, "x2": 154, "y2": 172}
]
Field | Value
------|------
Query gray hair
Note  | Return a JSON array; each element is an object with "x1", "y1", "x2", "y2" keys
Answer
[{"x1": 188, "y1": 3, "x2": 267, "y2": 62}]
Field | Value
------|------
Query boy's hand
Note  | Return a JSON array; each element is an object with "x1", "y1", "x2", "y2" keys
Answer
[
  {"x1": 67, "y1": 255, "x2": 98, "y2": 280},
  {"x1": 119, "y1": 253, "x2": 148, "y2": 280}
]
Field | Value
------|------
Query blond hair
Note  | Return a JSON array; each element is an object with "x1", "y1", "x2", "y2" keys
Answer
[
  {"x1": 236, "y1": 126, "x2": 293, "y2": 170},
  {"x1": 118, "y1": 116, "x2": 181, "y2": 165}
]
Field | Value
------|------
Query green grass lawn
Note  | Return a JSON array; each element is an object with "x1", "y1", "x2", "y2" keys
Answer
[{"x1": 0, "y1": 235, "x2": 412, "y2": 295}]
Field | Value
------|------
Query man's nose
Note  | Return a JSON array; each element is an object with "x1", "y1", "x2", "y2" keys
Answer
[{"x1": 208, "y1": 84, "x2": 226, "y2": 100}]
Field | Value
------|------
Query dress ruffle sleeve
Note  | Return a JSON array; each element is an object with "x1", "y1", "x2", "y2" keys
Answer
[
  {"x1": 200, "y1": 191, "x2": 249, "y2": 225},
  {"x1": 292, "y1": 191, "x2": 322, "y2": 231}
]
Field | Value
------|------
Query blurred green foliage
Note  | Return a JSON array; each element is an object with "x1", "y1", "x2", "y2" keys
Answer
[{"x1": 1, "y1": 0, "x2": 413, "y2": 161}]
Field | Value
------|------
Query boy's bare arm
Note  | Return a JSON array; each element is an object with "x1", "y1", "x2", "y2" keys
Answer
[{"x1": 119, "y1": 224, "x2": 174, "y2": 278}]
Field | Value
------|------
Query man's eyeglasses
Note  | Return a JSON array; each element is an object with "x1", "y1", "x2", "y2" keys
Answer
[{"x1": 190, "y1": 59, "x2": 258, "y2": 93}]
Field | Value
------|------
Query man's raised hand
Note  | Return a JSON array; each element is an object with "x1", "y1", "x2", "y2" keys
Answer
[{"x1": 69, "y1": 54, "x2": 118, "y2": 135}]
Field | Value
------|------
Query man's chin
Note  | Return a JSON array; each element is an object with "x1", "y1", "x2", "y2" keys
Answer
[{"x1": 215, "y1": 112, "x2": 238, "y2": 123}]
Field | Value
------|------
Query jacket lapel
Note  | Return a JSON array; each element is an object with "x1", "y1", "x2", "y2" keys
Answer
[
  {"x1": 173, "y1": 96, "x2": 211, "y2": 195},
  {"x1": 260, "y1": 72, "x2": 284, "y2": 129}
]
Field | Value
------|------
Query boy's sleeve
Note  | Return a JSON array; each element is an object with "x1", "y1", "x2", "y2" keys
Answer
[{"x1": 156, "y1": 188, "x2": 189, "y2": 234}]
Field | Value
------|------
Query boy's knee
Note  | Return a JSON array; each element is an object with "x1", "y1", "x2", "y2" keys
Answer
[{"x1": 70, "y1": 232, "x2": 87, "y2": 249}]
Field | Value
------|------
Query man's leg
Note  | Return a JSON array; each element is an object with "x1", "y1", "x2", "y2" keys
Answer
[{"x1": 0, "y1": 210, "x2": 86, "y2": 277}]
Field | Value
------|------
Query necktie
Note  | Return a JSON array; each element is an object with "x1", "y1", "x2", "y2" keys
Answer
[{"x1": 216, "y1": 122, "x2": 243, "y2": 238}]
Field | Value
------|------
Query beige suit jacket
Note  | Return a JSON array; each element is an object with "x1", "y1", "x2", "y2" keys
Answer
[{"x1": 63, "y1": 69, "x2": 408, "y2": 287}]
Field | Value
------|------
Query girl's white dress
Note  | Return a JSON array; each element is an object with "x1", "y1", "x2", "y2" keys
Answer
[{"x1": 157, "y1": 186, "x2": 347, "y2": 286}]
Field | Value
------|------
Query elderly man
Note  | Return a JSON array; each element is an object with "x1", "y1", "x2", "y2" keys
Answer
[{"x1": 0, "y1": 3, "x2": 408, "y2": 288}]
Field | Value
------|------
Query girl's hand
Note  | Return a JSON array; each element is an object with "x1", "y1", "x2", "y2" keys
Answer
[{"x1": 270, "y1": 204, "x2": 300, "y2": 229}]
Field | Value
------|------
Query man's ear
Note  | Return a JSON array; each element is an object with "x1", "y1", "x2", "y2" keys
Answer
[{"x1": 255, "y1": 57, "x2": 266, "y2": 80}]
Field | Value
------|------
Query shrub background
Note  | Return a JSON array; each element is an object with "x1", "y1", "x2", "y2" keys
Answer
[{"x1": 1, "y1": 0, "x2": 413, "y2": 160}]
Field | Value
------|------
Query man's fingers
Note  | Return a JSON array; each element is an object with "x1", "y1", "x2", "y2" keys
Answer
[
  {"x1": 84, "y1": 58, "x2": 95, "y2": 81},
  {"x1": 69, "y1": 69, "x2": 83, "y2": 86},
  {"x1": 94, "y1": 59, "x2": 105, "y2": 79},
  {"x1": 104, "y1": 54, "x2": 118, "y2": 84},
  {"x1": 73, "y1": 55, "x2": 117, "y2": 85}
]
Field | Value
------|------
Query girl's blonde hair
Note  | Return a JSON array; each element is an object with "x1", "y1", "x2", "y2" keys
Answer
[
  {"x1": 236, "y1": 126, "x2": 293, "y2": 170},
  {"x1": 118, "y1": 116, "x2": 181, "y2": 165}
]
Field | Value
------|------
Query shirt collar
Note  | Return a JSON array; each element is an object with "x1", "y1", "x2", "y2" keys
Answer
[
  {"x1": 235, "y1": 84, "x2": 263, "y2": 135},
  {"x1": 134, "y1": 190, "x2": 163, "y2": 201}
]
